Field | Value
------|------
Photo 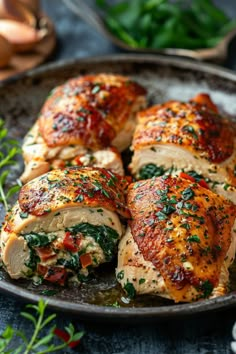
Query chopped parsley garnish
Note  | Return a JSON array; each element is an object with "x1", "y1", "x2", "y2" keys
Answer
[
  {"x1": 116, "y1": 270, "x2": 124, "y2": 281},
  {"x1": 162, "y1": 205, "x2": 176, "y2": 215},
  {"x1": 20, "y1": 212, "x2": 28, "y2": 219},
  {"x1": 182, "y1": 125, "x2": 198, "y2": 140},
  {"x1": 180, "y1": 223, "x2": 190, "y2": 230},
  {"x1": 181, "y1": 187, "x2": 195, "y2": 201},
  {"x1": 156, "y1": 211, "x2": 168, "y2": 221},
  {"x1": 187, "y1": 170, "x2": 204, "y2": 182},
  {"x1": 74, "y1": 194, "x2": 84, "y2": 202},
  {"x1": 199, "y1": 280, "x2": 214, "y2": 298},
  {"x1": 91, "y1": 84, "x2": 101, "y2": 94},
  {"x1": 187, "y1": 235, "x2": 200, "y2": 243},
  {"x1": 124, "y1": 282, "x2": 136, "y2": 299}
]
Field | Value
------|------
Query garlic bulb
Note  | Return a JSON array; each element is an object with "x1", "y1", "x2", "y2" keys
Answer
[
  {"x1": 0, "y1": 0, "x2": 36, "y2": 27},
  {"x1": 0, "y1": 33, "x2": 12, "y2": 68},
  {"x1": 18, "y1": 0, "x2": 40, "y2": 17},
  {"x1": 0, "y1": 19, "x2": 43, "y2": 52}
]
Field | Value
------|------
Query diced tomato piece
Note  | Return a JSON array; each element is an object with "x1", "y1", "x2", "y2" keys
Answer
[
  {"x1": 36, "y1": 246, "x2": 56, "y2": 262},
  {"x1": 179, "y1": 172, "x2": 210, "y2": 190},
  {"x1": 44, "y1": 266, "x2": 67, "y2": 286},
  {"x1": 73, "y1": 156, "x2": 84, "y2": 166},
  {"x1": 37, "y1": 264, "x2": 48, "y2": 276},
  {"x1": 54, "y1": 328, "x2": 81, "y2": 348},
  {"x1": 63, "y1": 232, "x2": 78, "y2": 252},
  {"x1": 37, "y1": 265, "x2": 67, "y2": 286},
  {"x1": 179, "y1": 172, "x2": 195, "y2": 182},
  {"x1": 80, "y1": 253, "x2": 92, "y2": 268},
  {"x1": 198, "y1": 179, "x2": 210, "y2": 189}
]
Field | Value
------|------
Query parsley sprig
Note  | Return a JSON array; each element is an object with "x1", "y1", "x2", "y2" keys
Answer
[
  {"x1": 0, "y1": 119, "x2": 21, "y2": 211},
  {"x1": 0, "y1": 299, "x2": 84, "y2": 353}
]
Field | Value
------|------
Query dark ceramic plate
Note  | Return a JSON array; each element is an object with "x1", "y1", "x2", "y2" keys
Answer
[{"x1": 0, "y1": 54, "x2": 236, "y2": 321}]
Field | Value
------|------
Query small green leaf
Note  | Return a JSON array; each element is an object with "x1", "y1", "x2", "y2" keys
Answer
[
  {"x1": 32, "y1": 332, "x2": 54, "y2": 349},
  {"x1": 70, "y1": 331, "x2": 84, "y2": 342},
  {"x1": 20, "y1": 312, "x2": 37, "y2": 326},
  {"x1": 0, "y1": 170, "x2": 9, "y2": 185},
  {"x1": 64, "y1": 323, "x2": 74, "y2": 337},
  {"x1": 41, "y1": 314, "x2": 57, "y2": 329},
  {"x1": 6, "y1": 185, "x2": 21, "y2": 199}
]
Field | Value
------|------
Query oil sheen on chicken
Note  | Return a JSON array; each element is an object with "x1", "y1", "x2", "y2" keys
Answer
[
  {"x1": 129, "y1": 93, "x2": 236, "y2": 204},
  {"x1": 21, "y1": 73, "x2": 146, "y2": 183},
  {"x1": 116, "y1": 176, "x2": 236, "y2": 302}
]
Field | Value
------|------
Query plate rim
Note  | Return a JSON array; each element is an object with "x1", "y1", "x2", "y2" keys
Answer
[
  {"x1": 2, "y1": 53, "x2": 236, "y2": 86},
  {"x1": 1, "y1": 53, "x2": 236, "y2": 320}
]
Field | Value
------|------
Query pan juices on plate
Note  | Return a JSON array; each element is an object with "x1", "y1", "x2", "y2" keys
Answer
[
  {"x1": 1, "y1": 167, "x2": 130, "y2": 285},
  {"x1": 21, "y1": 73, "x2": 146, "y2": 183}
]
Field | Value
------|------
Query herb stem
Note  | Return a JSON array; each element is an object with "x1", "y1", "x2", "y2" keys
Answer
[
  {"x1": 0, "y1": 176, "x2": 8, "y2": 210},
  {"x1": 37, "y1": 343, "x2": 69, "y2": 354},
  {"x1": 23, "y1": 303, "x2": 46, "y2": 354}
]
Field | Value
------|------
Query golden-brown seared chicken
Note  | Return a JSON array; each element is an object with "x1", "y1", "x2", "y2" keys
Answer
[
  {"x1": 116, "y1": 176, "x2": 236, "y2": 302},
  {"x1": 129, "y1": 93, "x2": 236, "y2": 203},
  {"x1": 21, "y1": 74, "x2": 146, "y2": 183},
  {"x1": 1, "y1": 167, "x2": 130, "y2": 285}
]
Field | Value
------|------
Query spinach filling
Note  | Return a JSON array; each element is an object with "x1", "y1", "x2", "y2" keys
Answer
[
  {"x1": 22, "y1": 232, "x2": 56, "y2": 271},
  {"x1": 57, "y1": 254, "x2": 80, "y2": 271},
  {"x1": 66, "y1": 223, "x2": 119, "y2": 262},
  {"x1": 22, "y1": 223, "x2": 119, "y2": 275},
  {"x1": 139, "y1": 164, "x2": 173, "y2": 180},
  {"x1": 23, "y1": 233, "x2": 56, "y2": 248}
]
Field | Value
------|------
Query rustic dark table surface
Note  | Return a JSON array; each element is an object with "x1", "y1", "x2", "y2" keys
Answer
[{"x1": 1, "y1": 1, "x2": 236, "y2": 353}]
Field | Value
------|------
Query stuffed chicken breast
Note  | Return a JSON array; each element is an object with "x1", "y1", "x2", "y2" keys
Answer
[
  {"x1": 129, "y1": 93, "x2": 236, "y2": 203},
  {"x1": 1, "y1": 167, "x2": 130, "y2": 285},
  {"x1": 21, "y1": 74, "x2": 146, "y2": 183},
  {"x1": 116, "y1": 176, "x2": 236, "y2": 302}
]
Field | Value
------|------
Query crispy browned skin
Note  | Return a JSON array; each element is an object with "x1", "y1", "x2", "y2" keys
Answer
[
  {"x1": 16, "y1": 167, "x2": 130, "y2": 219},
  {"x1": 38, "y1": 74, "x2": 146, "y2": 150},
  {"x1": 127, "y1": 176, "x2": 236, "y2": 302},
  {"x1": 190, "y1": 93, "x2": 219, "y2": 113},
  {"x1": 133, "y1": 96, "x2": 234, "y2": 164}
]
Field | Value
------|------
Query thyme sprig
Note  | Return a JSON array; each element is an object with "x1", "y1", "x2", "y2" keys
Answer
[
  {"x1": 0, "y1": 119, "x2": 21, "y2": 210},
  {"x1": 0, "y1": 299, "x2": 84, "y2": 353}
]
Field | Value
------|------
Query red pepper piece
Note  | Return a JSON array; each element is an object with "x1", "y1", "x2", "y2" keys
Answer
[
  {"x1": 36, "y1": 246, "x2": 56, "y2": 262},
  {"x1": 198, "y1": 179, "x2": 210, "y2": 189},
  {"x1": 37, "y1": 265, "x2": 67, "y2": 286},
  {"x1": 179, "y1": 172, "x2": 209, "y2": 189},
  {"x1": 63, "y1": 232, "x2": 78, "y2": 252},
  {"x1": 179, "y1": 172, "x2": 195, "y2": 182},
  {"x1": 80, "y1": 253, "x2": 92, "y2": 268},
  {"x1": 54, "y1": 328, "x2": 81, "y2": 348}
]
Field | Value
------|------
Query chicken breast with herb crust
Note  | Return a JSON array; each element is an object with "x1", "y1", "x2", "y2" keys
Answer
[
  {"x1": 116, "y1": 176, "x2": 236, "y2": 302},
  {"x1": 21, "y1": 74, "x2": 146, "y2": 183},
  {"x1": 1, "y1": 167, "x2": 130, "y2": 285},
  {"x1": 129, "y1": 93, "x2": 236, "y2": 204}
]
